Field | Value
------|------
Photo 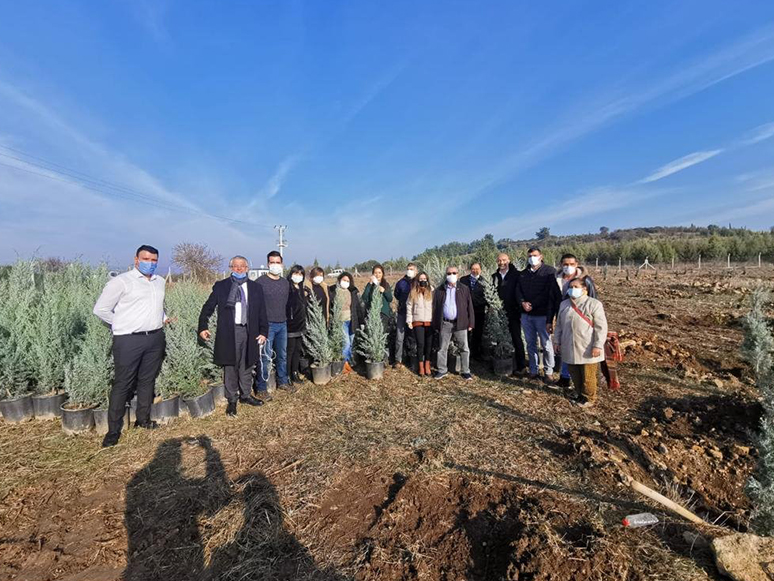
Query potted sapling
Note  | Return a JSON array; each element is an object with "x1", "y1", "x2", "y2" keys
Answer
[
  {"x1": 30, "y1": 263, "x2": 88, "y2": 418},
  {"x1": 328, "y1": 292, "x2": 346, "y2": 376},
  {"x1": 62, "y1": 306, "x2": 113, "y2": 435},
  {"x1": 304, "y1": 296, "x2": 333, "y2": 385},
  {"x1": 0, "y1": 260, "x2": 38, "y2": 422},
  {"x1": 160, "y1": 280, "x2": 219, "y2": 419},
  {"x1": 482, "y1": 280, "x2": 514, "y2": 376},
  {"x1": 356, "y1": 293, "x2": 389, "y2": 380}
]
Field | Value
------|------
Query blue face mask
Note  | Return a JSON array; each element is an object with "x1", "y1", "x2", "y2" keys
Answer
[
  {"x1": 137, "y1": 261, "x2": 157, "y2": 276},
  {"x1": 231, "y1": 271, "x2": 247, "y2": 280}
]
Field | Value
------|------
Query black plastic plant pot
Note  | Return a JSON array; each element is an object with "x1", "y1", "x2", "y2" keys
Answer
[
  {"x1": 183, "y1": 389, "x2": 215, "y2": 418},
  {"x1": 0, "y1": 394, "x2": 34, "y2": 423},
  {"x1": 365, "y1": 361, "x2": 384, "y2": 380},
  {"x1": 93, "y1": 408, "x2": 109, "y2": 435},
  {"x1": 299, "y1": 357, "x2": 311, "y2": 373},
  {"x1": 128, "y1": 396, "x2": 138, "y2": 424},
  {"x1": 492, "y1": 358, "x2": 513, "y2": 377},
  {"x1": 61, "y1": 404, "x2": 95, "y2": 435},
  {"x1": 330, "y1": 360, "x2": 344, "y2": 376},
  {"x1": 311, "y1": 364, "x2": 332, "y2": 385},
  {"x1": 408, "y1": 355, "x2": 418, "y2": 372},
  {"x1": 151, "y1": 396, "x2": 180, "y2": 424},
  {"x1": 211, "y1": 384, "x2": 226, "y2": 406},
  {"x1": 32, "y1": 392, "x2": 68, "y2": 420}
]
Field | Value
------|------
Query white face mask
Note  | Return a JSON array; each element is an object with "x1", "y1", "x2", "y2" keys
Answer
[
  {"x1": 312, "y1": 275, "x2": 324, "y2": 285},
  {"x1": 406, "y1": 269, "x2": 416, "y2": 279},
  {"x1": 563, "y1": 265, "x2": 577, "y2": 276},
  {"x1": 569, "y1": 287, "x2": 583, "y2": 299},
  {"x1": 291, "y1": 274, "x2": 303, "y2": 284},
  {"x1": 446, "y1": 274, "x2": 458, "y2": 285},
  {"x1": 528, "y1": 255, "x2": 541, "y2": 267},
  {"x1": 269, "y1": 263, "x2": 283, "y2": 276},
  {"x1": 340, "y1": 280, "x2": 350, "y2": 290}
]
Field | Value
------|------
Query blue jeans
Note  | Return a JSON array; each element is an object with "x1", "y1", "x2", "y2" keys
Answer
[
  {"x1": 521, "y1": 314, "x2": 554, "y2": 376},
  {"x1": 342, "y1": 321, "x2": 353, "y2": 362},
  {"x1": 257, "y1": 322, "x2": 288, "y2": 391}
]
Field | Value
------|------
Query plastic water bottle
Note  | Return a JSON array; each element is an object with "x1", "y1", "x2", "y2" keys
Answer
[{"x1": 622, "y1": 513, "x2": 658, "y2": 528}]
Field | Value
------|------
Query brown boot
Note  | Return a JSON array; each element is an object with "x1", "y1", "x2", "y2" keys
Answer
[
  {"x1": 418, "y1": 360, "x2": 425, "y2": 376},
  {"x1": 425, "y1": 360, "x2": 432, "y2": 375},
  {"x1": 343, "y1": 361, "x2": 353, "y2": 374}
]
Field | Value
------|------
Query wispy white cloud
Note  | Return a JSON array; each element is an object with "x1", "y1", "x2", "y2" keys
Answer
[
  {"x1": 741, "y1": 121, "x2": 774, "y2": 145},
  {"x1": 638, "y1": 150, "x2": 723, "y2": 183},
  {"x1": 257, "y1": 155, "x2": 299, "y2": 200}
]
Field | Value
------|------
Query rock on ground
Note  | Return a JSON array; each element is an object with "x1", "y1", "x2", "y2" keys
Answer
[{"x1": 712, "y1": 533, "x2": 774, "y2": 581}]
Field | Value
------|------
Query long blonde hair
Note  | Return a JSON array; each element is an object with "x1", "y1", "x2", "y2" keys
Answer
[{"x1": 409, "y1": 271, "x2": 433, "y2": 302}]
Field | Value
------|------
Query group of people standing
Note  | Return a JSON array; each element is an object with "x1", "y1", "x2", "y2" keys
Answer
[{"x1": 92, "y1": 244, "x2": 609, "y2": 448}]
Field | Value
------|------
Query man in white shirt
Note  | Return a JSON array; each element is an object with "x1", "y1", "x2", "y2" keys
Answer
[{"x1": 93, "y1": 245, "x2": 167, "y2": 447}]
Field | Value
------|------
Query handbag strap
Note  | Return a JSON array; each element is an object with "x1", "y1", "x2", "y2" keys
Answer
[{"x1": 570, "y1": 301, "x2": 594, "y2": 328}]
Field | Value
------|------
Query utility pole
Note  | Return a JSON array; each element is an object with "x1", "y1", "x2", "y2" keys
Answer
[{"x1": 274, "y1": 225, "x2": 288, "y2": 258}]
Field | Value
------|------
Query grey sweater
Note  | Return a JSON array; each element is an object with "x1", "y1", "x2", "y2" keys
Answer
[{"x1": 256, "y1": 275, "x2": 290, "y2": 323}]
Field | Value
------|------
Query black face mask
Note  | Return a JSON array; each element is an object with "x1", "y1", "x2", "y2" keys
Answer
[{"x1": 419, "y1": 280, "x2": 428, "y2": 287}]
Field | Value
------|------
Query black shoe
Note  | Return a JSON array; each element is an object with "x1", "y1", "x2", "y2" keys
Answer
[
  {"x1": 135, "y1": 420, "x2": 159, "y2": 429},
  {"x1": 461, "y1": 373, "x2": 474, "y2": 381},
  {"x1": 239, "y1": 396, "x2": 264, "y2": 406},
  {"x1": 277, "y1": 383, "x2": 298, "y2": 394},
  {"x1": 226, "y1": 401, "x2": 237, "y2": 416},
  {"x1": 101, "y1": 432, "x2": 120, "y2": 448},
  {"x1": 433, "y1": 372, "x2": 448, "y2": 380},
  {"x1": 557, "y1": 376, "x2": 572, "y2": 388}
]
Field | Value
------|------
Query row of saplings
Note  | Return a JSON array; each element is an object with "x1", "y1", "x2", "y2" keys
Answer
[{"x1": 0, "y1": 260, "x2": 516, "y2": 434}]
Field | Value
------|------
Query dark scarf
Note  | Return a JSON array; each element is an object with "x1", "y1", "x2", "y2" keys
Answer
[{"x1": 226, "y1": 276, "x2": 248, "y2": 324}]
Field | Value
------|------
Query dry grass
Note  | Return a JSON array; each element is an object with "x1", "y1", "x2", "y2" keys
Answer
[{"x1": 0, "y1": 268, "x2": 766, "y2": 580}]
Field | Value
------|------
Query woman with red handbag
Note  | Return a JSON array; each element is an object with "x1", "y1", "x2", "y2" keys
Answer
[{"x1": 553, "y1": 276, "x2": 608, "y2": 408}]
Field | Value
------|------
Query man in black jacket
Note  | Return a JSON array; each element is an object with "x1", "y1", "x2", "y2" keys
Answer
[
  {"x1": 515, "y1": 247, "x2": 557, "y2": 383},
  {"x1": 460, "y1": 262, "x2": 486, "y2": 360},
  {"x1": 432, "y1": 265, "x2": 475, "y2": 380},
  {"x1": 198, "y1": 256, "x2": 268, "y2": 416},
  {"x1": 491, "y1": 253, "x2": 527, "y2": 373}
]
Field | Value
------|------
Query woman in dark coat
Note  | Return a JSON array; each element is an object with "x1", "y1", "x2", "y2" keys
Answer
[
  {"x1": 286, "y1": 265, "x2": 311, "y2": 385},
  {"x1": 328, "y1": 271, "x2": 364, "y2": 369}
]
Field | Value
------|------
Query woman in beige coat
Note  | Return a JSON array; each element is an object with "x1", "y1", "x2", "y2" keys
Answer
[
  {"x1": 553, "y1": 276, "x2": 608, "y2": 408},
  {"x1": 406, "y1": 272, "x2": 434, "y2": 376}
]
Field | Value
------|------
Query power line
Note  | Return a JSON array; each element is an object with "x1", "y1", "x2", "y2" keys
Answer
[{"x1": 0, "y1": 145, "x2": 272, "y2": 229}]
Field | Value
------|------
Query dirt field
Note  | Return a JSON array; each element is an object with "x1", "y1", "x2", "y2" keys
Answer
[{"x1": 0, "y1": 267, "x2": 771, "y2": 580}]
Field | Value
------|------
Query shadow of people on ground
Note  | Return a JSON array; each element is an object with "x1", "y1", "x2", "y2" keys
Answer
[
  {"x1": 206, "y1": 471, "x2": 346, "y2": 581},
  {"x1": 125, "y1": 438, "x2": 346, "y2": 581},
  {"x1": 123, "y1": 436, "x2": 229, "y2": 581}
]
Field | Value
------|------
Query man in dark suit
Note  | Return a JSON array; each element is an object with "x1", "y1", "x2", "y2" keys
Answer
[
  {"x1": 491, "y1": 252, "x2": 527, "y2": 375},
  {"x1": 460, "y1": 262, "x2": 487, "y2": 360},
  {"x1": 431, "y1": 265, "x2": 475, "y2": 380},
  {"x1": 198, "y1": 255, "x2": 269, "y2": 416}
]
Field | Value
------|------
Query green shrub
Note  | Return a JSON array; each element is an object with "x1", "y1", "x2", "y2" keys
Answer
[
  {"x1": 304, "y1": 296, "x2": 333, "y2": 367},
  {"x1": 482, "y1": 277, "x2": 514, "y2": 359},
  {"x1": 356, "y1": 292, "x2": 388, "y2": 363},
  {"x1": 156, "y1": 280, "x2": 218, "y2": 399},
  {"x1": 328, "y1": 292, "x2": 345, "y2": 362},
  {"x1": 0, "y1": 260, "x2": 39, "y2": 398},
  {"x1": 30, "y1": 262, "x2": 91, "y2": 394},
  {"x1": 742, "y1": 288, "x2": 774, "y2": 536},
  {"x1": 63, "y1": 266, "x2": 113, "y2": 407}
]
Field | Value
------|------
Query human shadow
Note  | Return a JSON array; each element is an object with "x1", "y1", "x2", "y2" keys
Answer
[
  {"x1": 206, "y1": 471, "x2": 346, "y2": 580},
  {"x1": 123, "y1": 436, "x2": 230, "y2": 581},
  {"x1": 125, "y1": 438, "x2": 345, "y2": 581}
]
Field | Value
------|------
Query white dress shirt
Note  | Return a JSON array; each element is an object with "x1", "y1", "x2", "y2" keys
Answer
[
  {"x1": 93, "y1": 268, "x2": 166, "y2": 336},
  {"x1": 234, "y1": 282, "x2": 248, "y2": 324}
]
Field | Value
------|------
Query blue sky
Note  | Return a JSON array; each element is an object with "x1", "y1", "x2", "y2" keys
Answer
[{"x1": 1, "y1": 1, "x2": 774, "y2": 268}]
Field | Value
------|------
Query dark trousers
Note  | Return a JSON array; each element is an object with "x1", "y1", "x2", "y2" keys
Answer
[
  {"x1": 287, "y1": 334, "x2": 303, "y2": 378},
  {"x1": 413, "y1": 324, "x2": 433, "y2": 362},
  {"x1": 108, "y1": 331, "x2": 165, "y2": 435},
  {"x1": 508, "y1": 314, "x2": 527, "y2": 371},
  {"x1": 469, "y1": 308, "x2": 485, "y2": 358},
  {"x1": 224, "y1": 325, "x2": 253, "y2": 403}
]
